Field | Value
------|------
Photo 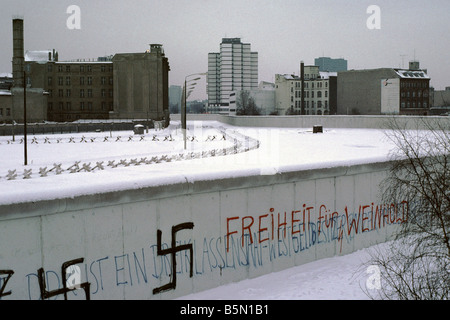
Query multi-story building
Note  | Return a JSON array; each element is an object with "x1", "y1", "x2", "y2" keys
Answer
[
  {"x1": 337, "y1": 61, "x2": 431, "y2": 115},
  {"x1": 207, "y1": 38, "x2": 258, "y2": 110},
  {"x1": 21, "y1": 46, "x2": 169, "y2": 123},
  {"x1": 7, "y1": 18, "x2": 170, "y2": 124},
  {"x1": 431, "y1": 87, "x2": 450, "y2": 115},
  {"x1": 315, "y1": 57, "x2": 348, "y2": 72},
  {"x1": 112, "y1": 44, "x2": 170, "y2": 125},
  {"x1": 169, "y1": 85, "x2": 182, "y2": 113},
  {"x1": 275, "y1": 64, "x2": 337, "y2": 115},
  {"x1": 25, "y1": 50, "x2": 114, "y2": 122}
]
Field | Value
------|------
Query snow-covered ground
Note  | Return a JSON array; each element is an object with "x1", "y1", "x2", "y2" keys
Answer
[{"x1": 0, "y1": 120, "x2": 395, "y2": 205}]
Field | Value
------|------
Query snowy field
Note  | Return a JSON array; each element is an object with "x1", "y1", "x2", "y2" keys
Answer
[{"x1": 0, "y1": 120, "x2": 395, "y2": 205}]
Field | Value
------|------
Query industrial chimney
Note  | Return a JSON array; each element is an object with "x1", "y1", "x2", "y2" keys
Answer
[
  {"x1": 300, "y1": 61, "x2": 305, "y2": 115},
  {"x1": 12, "y1": 18, "x2": 24, "y2": 88}
]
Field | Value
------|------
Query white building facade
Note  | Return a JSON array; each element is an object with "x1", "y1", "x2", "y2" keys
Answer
[
  {"x1": 228, "y1": 81, "x2": 275, "y2": 115},
  {"x1": 207, "y1": 38, "x2": 258, "y2": 111},
  {"x1": 275, "y1": 65, "x2": 337, "y2": 115}
]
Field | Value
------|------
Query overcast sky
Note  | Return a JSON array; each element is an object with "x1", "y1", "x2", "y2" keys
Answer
[{"x1": 1, "y1": 0, "x2": 449, "y2": 100}]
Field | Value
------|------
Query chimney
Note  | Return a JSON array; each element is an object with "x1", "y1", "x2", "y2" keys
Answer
[
  {"x1": 12, "y1": 18, "x2": 24, "y2": 87},
  {"x1": 300, "y1": 61, "x2": 305, "y2": 115}
]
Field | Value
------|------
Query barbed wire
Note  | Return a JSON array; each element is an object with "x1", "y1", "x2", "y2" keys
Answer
[{"x1": 1, "y1": 129, "x2": 260, "y2": 181}]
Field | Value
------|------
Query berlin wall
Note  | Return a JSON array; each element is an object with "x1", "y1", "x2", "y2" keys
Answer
[{"x1": 0, "y1": 159, "x2": 406, "y2": 300}]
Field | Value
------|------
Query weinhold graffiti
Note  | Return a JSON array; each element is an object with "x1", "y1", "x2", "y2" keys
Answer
[
  {"x1": 38, "y1": 258, "x2": 91, "y2": 300},
  {"x1": 153, "y1": 222, "x2": 194, "y2": 294},
  {"x1": 226, "y1": 201, "x2": 408, "y2": 254}
]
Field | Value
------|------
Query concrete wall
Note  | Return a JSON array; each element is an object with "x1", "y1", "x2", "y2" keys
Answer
[
  {"x1": 0, "y1": 160, "x2": 406, "y2": 300},
  {"x1": 172, "y1": 113, "x2": 448, "y2": 130}
]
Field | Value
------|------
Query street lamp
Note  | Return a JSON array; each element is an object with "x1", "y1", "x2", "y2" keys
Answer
[
  {"x1": 23, "y1": 70, "x2": 28, "y2": 166},
  {"x1": 182, "y1": 72, "x2": 206, "y2": 149}
]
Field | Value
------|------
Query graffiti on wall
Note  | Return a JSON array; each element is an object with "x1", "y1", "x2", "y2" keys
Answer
[
  {"x1": 0, "y1": 200, "x2": 408, "y2": 299},
  {"x1": 226, "y1": 201, "x2": 409, "y2": 255},
  {"x1": 153, "y1": 222, "x2": 194, "y2": 294}
]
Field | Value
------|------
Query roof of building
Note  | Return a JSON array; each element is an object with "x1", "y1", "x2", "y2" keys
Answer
[
  {"x1": 25, "y1": 50, "x2": 53, "y2": 62},
  {"x1": 393, "y1": 69, "x2": 430, "y2": 79},
  {"x1": 319, "y1": 71, "x2": 337, "y2": 79}
]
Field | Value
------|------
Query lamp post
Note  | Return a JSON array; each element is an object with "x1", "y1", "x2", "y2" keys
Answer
[
  {"x1": 182, "y1": 72, "x2": 206, "y2": 149},
  {"x1": 23, "y1": 70, "x2": 27, "y2": 166}
]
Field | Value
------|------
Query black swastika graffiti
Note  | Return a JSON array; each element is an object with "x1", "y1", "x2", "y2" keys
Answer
[{"x1": 153, "y1": 222, "x2": 194, "y2": 294}]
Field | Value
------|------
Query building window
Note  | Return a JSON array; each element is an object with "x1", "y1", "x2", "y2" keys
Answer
[
  {"x1": 59, "y1": 102, "x2": 64, "y2": 110},
  {"x1": 66, "y1": 65, "x2": 71, "y2": 72},
  {"x1": 48, "y1": 77, "x2": 52, "y2": 85},
  {"x1": 0, "y1": 108, "x2": 3, "y2": 116},
  {"x1": 58, "y1": 77, "x2": 63, "y2": 85},
  {"x1": 102, "y1": 102, "x2": 106, "y2": 110},
  {"x1": 6, "y1": 108, "x2": 11, "y2": 116},
  {"x1": 109, "y1": 77, "x2": 113, "y2": 85},
  {"x1": 80, "y1": 89, "x2": 85, "y2": 98},
  {"x1": 48, "y1": 64, "x2": 53, "y2": 73},
  {"x1": 80, "y1": 102, "x2": 85, "y2": 110},
  {"x1": 58, "y1": 89, "x2": 64, "y2": 97},
  {"x1": 101, "y1": 89, "x2": 106, "y2": 98},
  {"x1": 109, "y1": 90, "x2": 113, "y2": 98},
  {"x1": 317, "y1": 91, "x2": 322, "y2": 98},
  {"x1": 66, "y1": 89, "x2": 71, "y2": 97},
  {"x1": 87, "y1": 89, "x2": 93, "y2": 98},
  {"x1": 80, "y1": 77, "x2": 85, "y2": 85},
  {"x1": 48, "y1": 102, "x2": 53, "y2": 111},
  {"x1": 67, "y1": 102, "x2": 71, "y2": 110},
  {"x1": 87, "y1": 77, "x2": 93, "y2": 85},
  {"x1": 88, "y1": 102, "x2": 93, "y2": 111},
  {"x1": 87, "y1": 65, "x2": 92, "y2": 72},
  {"x1": 58, "y1": 65, "x2": 63, "y2": 72},
  {"x1": 101, "y1": 65, "x2": 106, "y2": 72},
  {"x1": 66, "y1": 77, "x2": 71, "y2": 85},
  {"x1": 101, "y1": 77, "x2": 106, "y2": 85},
  {"x1": 80, "y1": 65, "x2": 84, "y2": 72}
]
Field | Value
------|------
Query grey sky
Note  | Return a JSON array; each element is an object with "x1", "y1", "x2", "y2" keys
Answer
[{"x1": 1, "y1": 0, "x2": 449, "y2": 100}]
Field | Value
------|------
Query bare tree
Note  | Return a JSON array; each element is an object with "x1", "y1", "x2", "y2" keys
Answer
[
  {"x1": 236, "y1": 90, "x2": 261, "y2": 116},
  {"x1": 364, "y1": 117, "x2": 450, "y2": 300}
]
